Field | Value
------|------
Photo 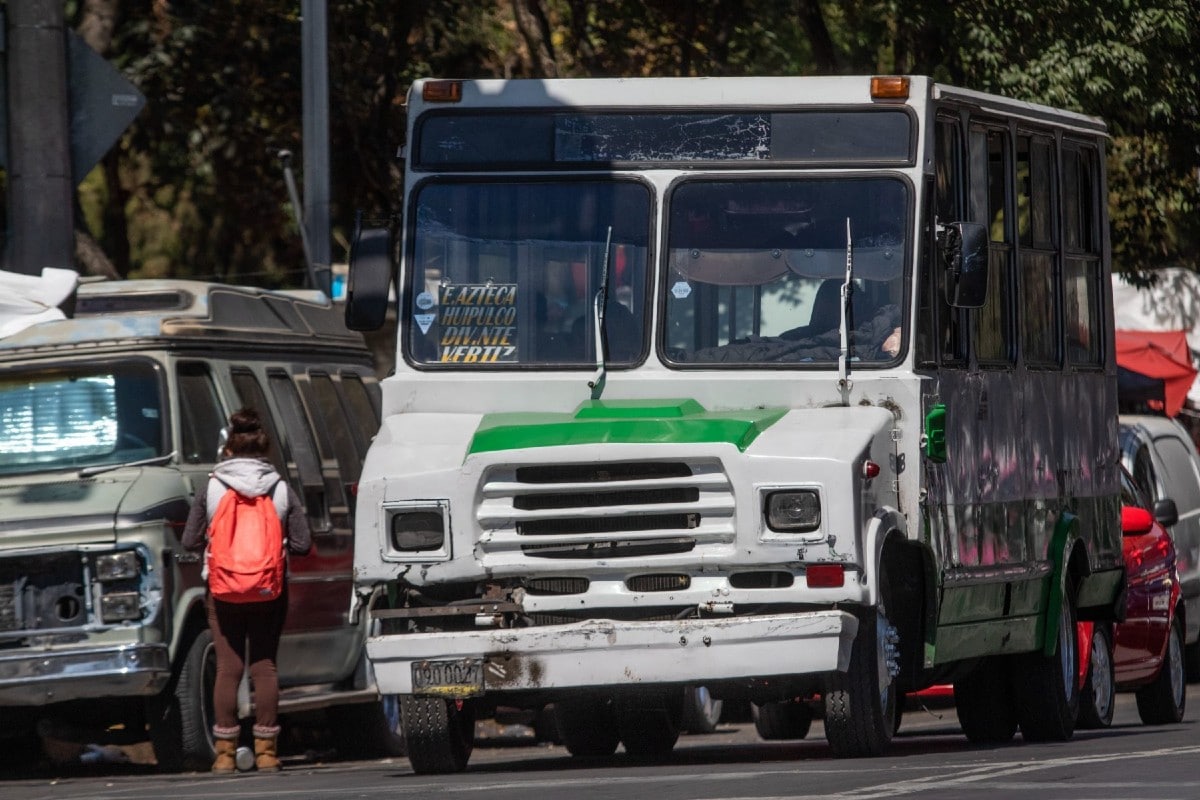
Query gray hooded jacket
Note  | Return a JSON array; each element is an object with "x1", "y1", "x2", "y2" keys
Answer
[{"x1": 181, "y1": 457, "x2": 312, "y2": 556}]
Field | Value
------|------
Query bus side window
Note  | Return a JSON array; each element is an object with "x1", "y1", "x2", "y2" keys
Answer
[
  {"x1": 931, "y1": 115, "x2": 969, "y2": 365},
  {"x1": 971, "y1": 125, "x2": 1014, "y2": 366},
  {"x1": 1063, "y1": 143, "x2": 1104, "y2": 367}
]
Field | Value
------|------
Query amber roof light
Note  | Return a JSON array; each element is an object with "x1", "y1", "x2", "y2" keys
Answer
[
  {"x1": 870, "y1": 76, "x2": 910, "y2": 101},
  {"x1": 422, "y1": 80, "x2": 463, "y2": 103}
]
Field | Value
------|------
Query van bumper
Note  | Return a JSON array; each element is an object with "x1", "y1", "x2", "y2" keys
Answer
[
  {"x1": 0, "y1": 644, "x2": 171, "y2": 705},
  {"x1": 366, "y1": 610, "x2": 857, "y2": 694}
]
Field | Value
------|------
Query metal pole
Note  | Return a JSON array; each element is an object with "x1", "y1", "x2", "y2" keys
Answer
[
  {"x1": 301, "y1": 0, "x2": 332, "y2": 296},
  {"x1": 5, "y1": 0, "x2": 74, "y2": 275},
  {"x1": 278, "y1": 150, "x2": 319, "y2": 291}
]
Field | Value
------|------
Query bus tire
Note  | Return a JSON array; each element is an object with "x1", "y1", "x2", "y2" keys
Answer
[
  {"x1": 617, "y1": 693, "x2": 683, "y2": 760},
  {"x1": 553, "y1": 696, "x2": 620, "y2": 758},
  {"x1": 1015, "y1": 590, "x2": 1078, "y2": 742},
  {"x1": 823, "y1": 607, "x2": 898, "y2": 758},
  {"x1": 955, "y1": 656, "x2": 1018, "y2": 743},
  {"x1": 1077, "y1": 624, "x2": 1115, "y2": 729},
  {"x1": 752, "y1": 699, "x2": 812, "y2": 740},
  {"x1": 1135, "y1": 616, "x2": 1186, "y2": 725},
  {"x1": 398, "y1": 695, "x2": 474, "y2": 774}
]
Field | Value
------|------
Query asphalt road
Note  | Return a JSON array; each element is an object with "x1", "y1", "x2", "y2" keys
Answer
[{"x1": 3, "y1": 686, "x2": 1198, "y2": 800}]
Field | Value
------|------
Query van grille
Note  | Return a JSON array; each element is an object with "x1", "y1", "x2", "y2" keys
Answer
[{"x1": 477, "y1": 459, "x2": 734, "y2": 561}]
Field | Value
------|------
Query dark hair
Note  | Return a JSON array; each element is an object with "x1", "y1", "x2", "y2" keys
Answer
[{"x1": 225, "y1": 407, "x2": 270, "y2": 458}]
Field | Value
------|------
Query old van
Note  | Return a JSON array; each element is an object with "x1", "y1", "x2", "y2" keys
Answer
[{"x1": 0, "y1": 279, "x2": 392, "y2": 771}]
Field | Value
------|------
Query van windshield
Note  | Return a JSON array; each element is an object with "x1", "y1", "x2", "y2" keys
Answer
[
  {"x1": 405, "y1": 179, "x2": 652, "y2": 368},
  {"x1": 0, "y1": 361, "x2": 165, "y2": 475}
]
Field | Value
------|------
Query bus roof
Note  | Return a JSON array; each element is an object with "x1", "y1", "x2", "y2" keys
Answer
[{"x1": 408, "y1": 75, "x2": 1107, "y2": 137}]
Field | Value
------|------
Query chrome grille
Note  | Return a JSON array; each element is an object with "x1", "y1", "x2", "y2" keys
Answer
[{"x1": 478, "y1": 458, "x2": 734, "y2": 561}]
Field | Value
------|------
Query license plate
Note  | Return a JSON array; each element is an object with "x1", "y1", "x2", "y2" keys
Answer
[{"x1": 411, "y1": 658, "x2": 484, "y2": 697}]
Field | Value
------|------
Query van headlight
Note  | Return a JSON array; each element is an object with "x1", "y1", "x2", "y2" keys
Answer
[
  {"x1": 99, "y1": 591, "x2": 142, "y2": 622},
  {"x1": 765, "y1": 490, "x2": 821, "y2": 532},
  {"x1": 384, "y1": 502, "x2": 451, "y2": 560},
  {"x1": 95, "y1": 551, "x2": 140, "y2": 581}
]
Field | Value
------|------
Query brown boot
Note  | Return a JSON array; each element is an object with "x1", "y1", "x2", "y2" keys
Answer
[
  {"x1": 211, "y1": 738, "x2": 237, "y2": 774},
  {"x1": 253, "y1": 734, "x2": 281, "y2": 772}
]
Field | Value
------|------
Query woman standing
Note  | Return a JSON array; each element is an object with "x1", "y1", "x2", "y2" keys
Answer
[{"x1": 182, "y1": 407, "x2": 311, "y2": 773}]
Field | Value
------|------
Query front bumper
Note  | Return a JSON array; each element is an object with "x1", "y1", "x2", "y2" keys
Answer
[
  {"x1": 366, "y1": 610, "x2": 857, "y2": 694},
  {"x1": 0, "y1": 644, "x2": 171, "y2": 705}
]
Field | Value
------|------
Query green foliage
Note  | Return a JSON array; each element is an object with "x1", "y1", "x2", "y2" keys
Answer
[{"x1": 84, "y1": 0, "x2": 1198, "y2": 283}]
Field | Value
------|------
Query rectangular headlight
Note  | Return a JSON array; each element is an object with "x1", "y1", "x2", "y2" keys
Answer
[
  {"x1": 96, "y1": 551, "x2": 140, "y2": 581},
  {"x1": 765, "y1": 490, "x2": 821, "y2": 532},
  {"x1": 99, "y1": 592, "x2": 142, "y2": 622},
  {"x1": 391, "y1": 510, "x2": 446, "y2": 552}
]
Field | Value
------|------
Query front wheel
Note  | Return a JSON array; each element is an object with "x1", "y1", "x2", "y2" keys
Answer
[
  {"x1": 553, "y1": 696, "x2": 620, "y2": 758},
  {"x1": 1136, "y1": 616, "x2": 1186, "y2": 725},
  {"x1": 752, "y1": 699, "x2": 813, "y2": 741},
  {"x1": 398, "y1": 696, "x2": 474, "y2": 774},
  {"x1": 1077, "y1": 623, "x2": 1115, "y2": 729},
  {"x1": 955, "y1": 656, "x2": 1018, "y2": 743},
  {"x1": 1014, "y1": 590, "x2": 1078, "y2": 742},
  {"x1": 328, "y1": 694, "x2": 407, "y2": 758},
  {"x1": 147, "y1": 629, "x2": 216, "y2": 772},
  {"x1": 823, "y1": 608, "x2": 899, "y2": 758},
  {"x1": 617, "y1": 693, "x2": 683, "y2": 760}
]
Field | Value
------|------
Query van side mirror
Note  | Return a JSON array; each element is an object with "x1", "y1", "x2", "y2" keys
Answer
[
  {"x1": 1153, "y1": 497, "x2": 1179, "y2": 528},
  {"x1": 939, "y1": 221, "x2": 988, "y2": 308},
  {"x1": 344, "y1": 217, "x2": 393, "y2": 332}
]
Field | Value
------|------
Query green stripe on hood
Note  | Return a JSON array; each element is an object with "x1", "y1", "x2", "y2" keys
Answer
[{"x1": 468, "y1": 399, "x2": 787, "y2": 455}]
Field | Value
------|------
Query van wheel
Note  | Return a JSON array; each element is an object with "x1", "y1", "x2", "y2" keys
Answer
[
  {"x1": 1015, "y1": 590, "x2": 1078, "y2": 741},
  {"x1": 147, "y1": 629, "x2": 216, "y2": 772},
  {"x1": 1077, "y1": 624, "x2": 1115, "y2": 729},
  {"x1": 823, "y1": 607, "x2": 898, "y2": 757},
  {"x1": 1136, "y1": 616, "x2": 1186, "y2": 725},
  {"x1": 328, "y1": 694, "x2": 406, "y2": 758},
  {"x1": 955, "y1": 656, "x2": 1018, "y2": 743},
  {"x1": 398, "y1": 696, "x2": 474, "y2": 774},
  {"x1": 553, "y1": 696, "x2": 619, "y2": 757},
  {"x1": 752, "y1": 699, "x2": 813, "y2": 740}
]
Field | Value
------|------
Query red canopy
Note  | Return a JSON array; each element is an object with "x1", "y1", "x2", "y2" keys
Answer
[{"x1": 1115, "y1": 329, "x2": 1197, "y2": 417}]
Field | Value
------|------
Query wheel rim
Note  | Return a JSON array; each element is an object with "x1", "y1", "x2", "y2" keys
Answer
[
  {"x1": 1058, "y1": 603, "x2": 1077, "y2": 704},
  {"x1": 876, "y1": 612, "x2": 899, "y2": 712},
  {"x1": 1089, "y1": 629, "x2": 1113, "y2": 721},
  {"x1": 1168, "y1": 626, "x2": 1185, "y2": 709},
  {"x1": 382, "y1": 694, "x2": 401, "y2": 737}
]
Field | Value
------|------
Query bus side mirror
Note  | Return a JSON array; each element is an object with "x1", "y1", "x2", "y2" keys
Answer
[
  {"x1": 344, "y1": 220, "x2": 393, "y2": 332},
  {"x1": 940, "y1": 221, "x2": 988, "y2": 309}
]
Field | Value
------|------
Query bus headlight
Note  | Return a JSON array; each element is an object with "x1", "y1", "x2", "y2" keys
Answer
[
  {"x1": 390, "y1": 510, "x2": 446, "y2": 552},
  {"x1": 765, "y1": 490, "x2": 821, "y2": 532}
]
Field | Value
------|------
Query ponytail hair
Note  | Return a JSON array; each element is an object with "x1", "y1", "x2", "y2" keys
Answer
[{"x1": 225, "y1": 407, "x2": 270, "y2": 458}]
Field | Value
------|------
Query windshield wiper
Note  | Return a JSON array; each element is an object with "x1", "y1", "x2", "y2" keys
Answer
[
  {"x1": 79, "y1": 451, "x2": 176, "y2": 479},
  {"x1": 838, "y1": 217, "x2": 854, "y2": 406},
  {"x1": 587, "y1": 225, "x2": 614, "y2": 401}
]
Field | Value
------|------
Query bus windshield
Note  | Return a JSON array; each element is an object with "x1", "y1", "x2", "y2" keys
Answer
[
  {"x1": 664, "y1": 177, "x2": 908, "y2": 366},
  {"x1": 406, "y1": 180, "x2": 651, "y2": 368}
]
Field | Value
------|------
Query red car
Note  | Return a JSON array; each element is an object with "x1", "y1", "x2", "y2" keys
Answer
[{"x1": 1076, "y1": 466, "x2": 1186, "y2": 727}]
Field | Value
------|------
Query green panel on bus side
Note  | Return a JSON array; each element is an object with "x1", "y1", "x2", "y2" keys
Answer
[
  {"x1": 938, "y1": 582, "x2": 1008, "y2": 625},
  {"x1": 467, "y1": 399, "x2": 787, "y2": 455},
  {"x1": 933, "y1": 616, "x2": 1042, "y2": 664}
]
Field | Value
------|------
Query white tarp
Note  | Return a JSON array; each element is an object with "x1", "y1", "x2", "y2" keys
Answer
[
  {"x1": 0, "y1": 268, "x2": 78, "y2": 339},
  {"x1": 1113, "y1": 267, "x2": 1200, "y2": 406}
]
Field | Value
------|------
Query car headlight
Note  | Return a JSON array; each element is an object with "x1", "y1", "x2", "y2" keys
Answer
[
  {"x1": 95, "y1": 551, "x2": 140, "y2": 581},
  {"x1": 765, "y1": 490, "x2": 821, "y2": 532},
  {"x1": 391, "y1": 510, "x2": 446, "y2": 552},
  {"x1": 99, "y1": 591, "x2": 142, "y2": 622}
]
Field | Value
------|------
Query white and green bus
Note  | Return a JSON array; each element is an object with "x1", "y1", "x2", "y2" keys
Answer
[{"x1": 346, "y1": 75, "x2": 1123, "y2": 771}]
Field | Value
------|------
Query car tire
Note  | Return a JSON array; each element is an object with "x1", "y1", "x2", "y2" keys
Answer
[
  {"x1": 617, "y1": 693, "x2": 683, "y2": 760},
  {"x1": 1136, "y1": 616, "x2": 1187, "y2": 725},
  {"x1": 1077, "y1": 624, "x2": 1115, "y2": 729},
  {"x1": 328, "y1": 694, "x2": 407, "y2": 758},
  {"x1": 1014, "y1": 589, "x2": 1078, "y2": 742},
  {"x1": 1184, "y1": 637, "x2": 1200, "y2": 683},
  {"x1": 955, "y1": 656, "x2": 1018, "y2": 743}
]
